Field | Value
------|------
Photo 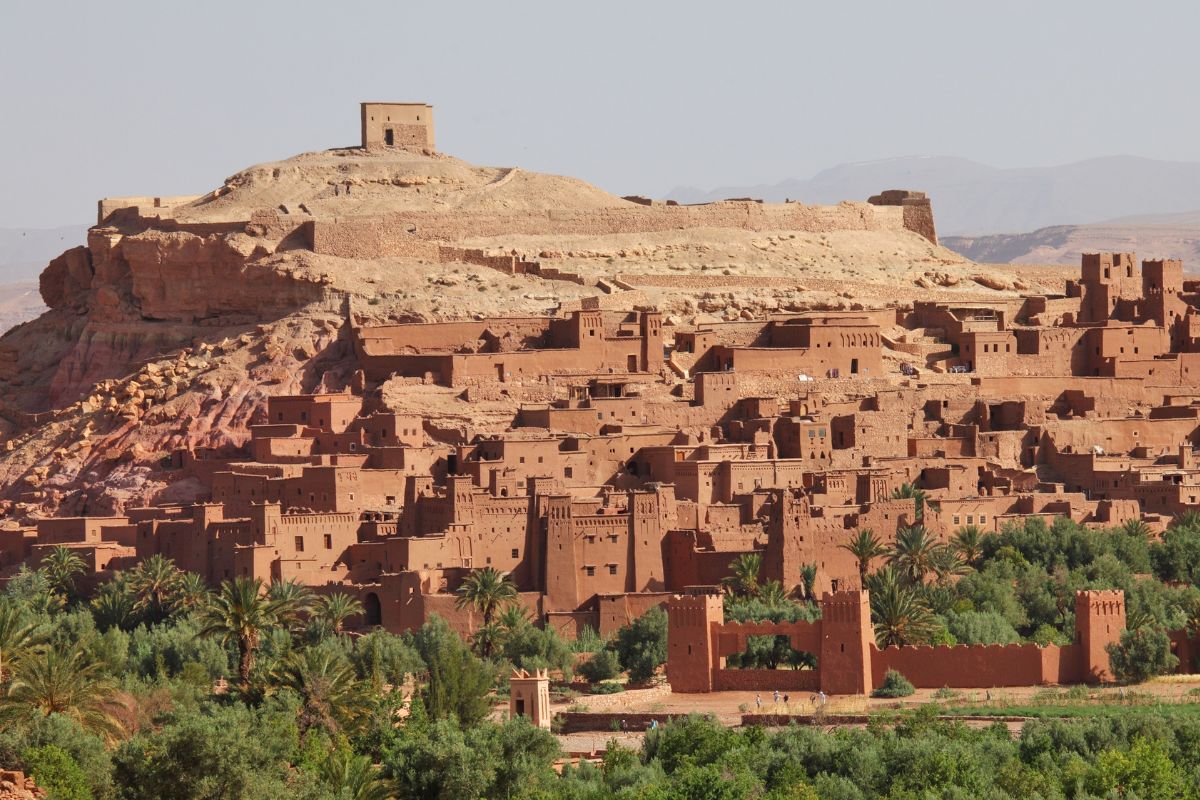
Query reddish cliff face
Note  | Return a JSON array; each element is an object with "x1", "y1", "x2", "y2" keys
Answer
[
  {"x1": 28, "y1": 222, "x2": 340, "y2": 409},
  {"x1": 0, "y1": 198, "x2": 354, "y2": 516}
]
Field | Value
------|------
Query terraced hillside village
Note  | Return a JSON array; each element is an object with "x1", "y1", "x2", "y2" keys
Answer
[{"x1": 5, "y1": 102, "x2": 1200, "y2": 709}]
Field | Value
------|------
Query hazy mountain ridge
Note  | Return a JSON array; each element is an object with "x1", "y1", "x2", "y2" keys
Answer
[
  {"x1": 669, "y1": 155, "x2": 1200, "y2": 237},
  {"x1": 943, "y1": 215, "x2": 1200, "y2": 266}
]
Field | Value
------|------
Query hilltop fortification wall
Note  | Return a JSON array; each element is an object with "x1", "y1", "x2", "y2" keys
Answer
[{"x1": 309, "y1": 201, "x2": 916, "y2": 260}]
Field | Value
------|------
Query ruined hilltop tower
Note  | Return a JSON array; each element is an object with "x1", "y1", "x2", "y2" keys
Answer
[{"x1": 361, "y1": 102, "x2": 435, "y2": 151}]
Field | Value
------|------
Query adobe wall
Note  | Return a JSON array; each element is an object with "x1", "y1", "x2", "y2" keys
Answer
[
  {"x1": 714, "y1": 669, "x2": 820, "y2": 691},
  {"x1": 310, "y1": 201, "x2": 912, "y2": 259},
  {"x1": 666, "y1": 589, "x2": 1127, "y2": 695},
  {"x1": 872, "y1": 643, "x2": 1047, "y2": 688},
  {"x1": 972, "y1": 376, "x2": 1167, "y2": 406}
]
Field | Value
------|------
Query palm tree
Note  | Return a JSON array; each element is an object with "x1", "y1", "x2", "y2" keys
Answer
[
  {"x1": 315, "y1": 749, "x2": 393, "y2": 800},
  {"x1": 174, "y1": 572, "x2": 210, "y2": 613},
  {"x1": 949, "y1": 525, "x2": 983, "y2": 568},
  {"x1": 471, "y1": 623, "x2": 506, "y2": 660},
  {"x1": 128, "y1": 554, "x2": 182, "y2": 624},
  {"x1": 197, "y1": 577, "x2": 287, "y2": 690},
  {"x1": 270, "y1": 648, "x2": 371, "y2": 739},
  {"x1": 0, "y1": 645, "x2": 123, "y2": 740},
  {"x1": 839, "y1": 529, "x2": 888, "y2": 588},
  {"x1": 756, "y1": 580, "x2": 789, "y2": 606},
  {"x1": 867, "y1": 568, "x2": 938, "y2": 648},
  {"x1": 1172, "y1": 510, "x2": 1200, "y2": 531},
  {"x1": 455, "y1": 567, "x2": 518, "y2": 629},
  {"x1": 929, "y1": 548, "x2": 970, "y2": 586},
  {"x1": 1186, "y1": 597, "x2": 1200, "y2": 639},
  {"x1": 495, "y1": 604, "x2": 534, "y2": 633},
  {"x1": 1125, "y1": 606, "x2": 1154, "y2": 632},
  {"x1": 41, "y1": 547, "x2": 86, "y2": 600},
  {"x1": 722, "y1": 553, "x2": 763, "y2": 597},
  {"x1": 317, "y1": 593, "x2": 365, "y2": 635},
  {"x1": 0, "y1": 602, "x2": 40, "y2": 683},
  {"x1": 267, "y1": 578, "x2": 316, "y2": 634},
  {"x1": 796, "y1": 563, "x2": 818, "y2": 603},
  {"x1": 888, "y1": 525, "x2": 943, "y2": 586},
  {"x1": 1121, "y1": 519, "x2": 1152, "y2": 539},
  {"x1": 90, "y1": 577, "x2": 139, "y2": 632},
  {"x1": 891, "y1": 483, "x2": 929, "y2": 522}
]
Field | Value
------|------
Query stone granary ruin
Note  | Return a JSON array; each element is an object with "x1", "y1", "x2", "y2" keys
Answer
[{"x1": 6, "y1": 102, "x2": 1200, "y2": 695}]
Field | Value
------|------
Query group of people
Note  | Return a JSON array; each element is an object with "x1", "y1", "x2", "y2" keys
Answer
[{"x1": 753, "y1": 690, "x2": 827, "y2": 710}]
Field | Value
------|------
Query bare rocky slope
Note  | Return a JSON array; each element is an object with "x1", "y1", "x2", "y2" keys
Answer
[{"x1": 0, "y1": 145, "x2": 1049, "y2": 520}]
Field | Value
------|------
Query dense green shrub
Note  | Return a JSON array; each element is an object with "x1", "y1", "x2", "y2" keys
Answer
[
  {"x1": 588, "y1": 681, "x2": 624, "y2": 695},
  {"x1": 872, "y1": 669, "x2": 915, "y2": 698},
  {"x1": 1107, "y1": 626, "x2": 1180, "y2": 683},
  {"x1": 499, "y1": 623, "x2": 574, "y2": 681},
  {"x1": 112, "y1": 703, "x2": 302, "y2": 800},
  {"x1": 578, "y1": 648, "x2": 621, "y2": 683},
  {"x1": 22, "y1": 745, "x2": 91, "y2": 800},
  {"x1": 614, "y1": 607, "x2": 668, "y2": 684},
  {"x1": 349, "y1": 629, "x2": 424, "y2": 688},
  {"x1": 943, "y1": 610, "x2": 1020, "y2": 645},
  {"x1": 406, "y1": 616, "x2": 493, "y2": 727},
  {"x1": 382, "y1": 716, "x2": 558, "y2": 800}
]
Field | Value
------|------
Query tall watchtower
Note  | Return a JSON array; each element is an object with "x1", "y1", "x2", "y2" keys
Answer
[
  {"x1": 1075, "y1": 589, "x2": 1125, "y2": 682},
  {"x1": 360, "y1": 102, "x2": 435, "y2": 151},
  {"x1": 665, "y1": 588, "x2": 724, "y2": 692},
  {"x1": 819, "y1": 590, "x2": 873, "y2": 696}
]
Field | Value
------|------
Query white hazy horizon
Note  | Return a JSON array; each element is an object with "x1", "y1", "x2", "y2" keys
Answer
[{"x1": 2, "y1": 0, "x2": 1199, "y2": 228}]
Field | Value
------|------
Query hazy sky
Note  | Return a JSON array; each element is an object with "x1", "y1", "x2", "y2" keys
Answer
[{"x1": 2, "y1": 0, "x2": 1197, "y2": 228}]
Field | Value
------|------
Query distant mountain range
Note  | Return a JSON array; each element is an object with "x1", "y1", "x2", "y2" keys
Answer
[
  {"x1": 942, "y1": 210, "x2": 1200, "y2": 265},
  {"x1": 668, "y1": 155, "x2": 1200, "y2": 237}
]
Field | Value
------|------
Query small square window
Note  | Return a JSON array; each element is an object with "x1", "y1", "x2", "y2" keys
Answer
[
  {"x1": 585, "y1": 566, "x2": 595, "y2": 577},
  {"x1": 511, "y1": 548, "x2": 519, "y2": 558},
  {"x1": 608, "y1": 565, "x2": 618, "y2": 575}
]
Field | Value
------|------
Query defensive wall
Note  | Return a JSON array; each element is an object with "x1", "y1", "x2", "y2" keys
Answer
[
  {"x1": 307, "y1": 200, "x2": 923, "y2": 260},
  {"x1": 666, "y1": 588, "x2": 1127, "y2": 695}
]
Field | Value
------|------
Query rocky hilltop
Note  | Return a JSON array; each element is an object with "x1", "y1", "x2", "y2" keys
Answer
[{"x1": 0, "y1": 116, "x2": 1048, "y2": 520}]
